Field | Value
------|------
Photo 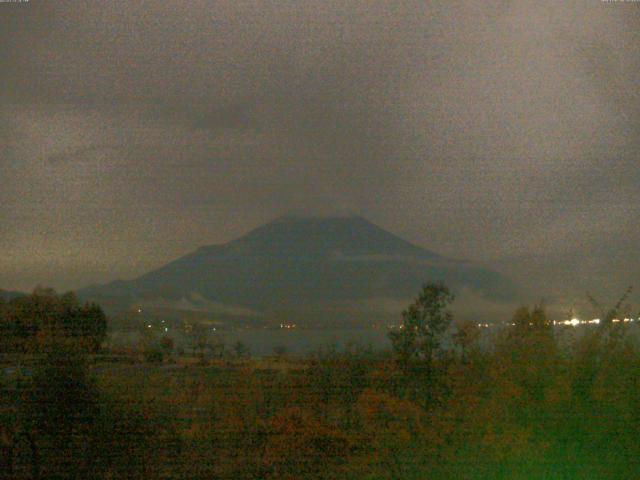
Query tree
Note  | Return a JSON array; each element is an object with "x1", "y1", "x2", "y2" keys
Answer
[
  {"x1": 160, "y1": 336, "x2": 175, "y2": 359},
  {"x1": 233, "y1": 340, "x2": 250, "y2": 359},
  {"x1": 18, "y1": 344, "x2": 100, "y2": 477},
  {"x1": 0, "y1": 289, "x2": 108, "y2": 353},
  {"x1": 452, "y1": 320, "x2": 481, "y2": 363},
  {"x1": 388, "y1": 282, "x2": 454, "y2": 372},
  {"x1": 78, "y1": 302, "x2": 108, "y2": 352},
  {"x1": 503, "y1": 304, "x2": 555, "y2": 355},
  {"x1": 586, "y1": 286, "x2": 633, "y2": 325},
  {"x1": 495, "y1": 305, "x2": 558, "y2": 404}
]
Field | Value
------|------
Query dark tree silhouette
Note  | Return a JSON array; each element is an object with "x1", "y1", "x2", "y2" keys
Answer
[
  {"x1": 0, "y1": 289, "x2": 107, "y2": 352},
  {"x1": 388, "y1": 282, "x2": 454, "y2": 372}
]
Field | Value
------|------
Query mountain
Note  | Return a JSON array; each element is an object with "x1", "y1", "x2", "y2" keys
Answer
[{"x1": 79, "y1": 216, "x2": 517, "y2": 325}]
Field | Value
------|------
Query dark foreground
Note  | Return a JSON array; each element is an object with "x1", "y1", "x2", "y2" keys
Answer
[
  {"x1": 2, "y1": 327, "x2": 639, "y2": 479},
  {"x1": 1, "y1": 287, "x2": 639, "y2": 479}
]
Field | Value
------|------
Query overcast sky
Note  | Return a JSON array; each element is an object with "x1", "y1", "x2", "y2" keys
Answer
[{"x1": 1, "y1": 1, "x2": 638, "y2": 309}]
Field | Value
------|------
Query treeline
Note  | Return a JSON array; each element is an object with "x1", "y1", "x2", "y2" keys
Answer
[
  {"x1": 0, "y1": 288, "x2": 107, "y2": 353},
  {"x1": 1, "y1": 284, "x2": 639, "y2": 478}
]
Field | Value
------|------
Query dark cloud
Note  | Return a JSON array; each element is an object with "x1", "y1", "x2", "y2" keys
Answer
[{"x1": 0, "y1": 1, "x2": 638, "y2": 308}]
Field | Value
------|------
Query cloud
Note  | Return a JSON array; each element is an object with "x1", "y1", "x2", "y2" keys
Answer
[{"x1": 0, "y1": 0, "x2": 638, "y2": 305}]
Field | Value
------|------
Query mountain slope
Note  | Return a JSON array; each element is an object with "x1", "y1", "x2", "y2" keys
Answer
[{"x1": 80, "y1": 216, "x2": 517, "y2": 323}]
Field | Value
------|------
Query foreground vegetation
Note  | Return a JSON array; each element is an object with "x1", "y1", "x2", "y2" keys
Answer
[{"x1": 1, "y1": 286, "x2": 639, "y2": 479}]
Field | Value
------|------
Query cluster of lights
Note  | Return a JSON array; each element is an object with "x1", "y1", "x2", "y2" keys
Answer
[
  {"x1": 146, "y1": 322, "x2": 169, "y2": 332},
  {"x1": 484, "y1": 318, "x2": 637, "y2": 329},
  {"x1": 552, "y1": 318, "x2": 600, "y2": 327},
  {"x1": 279, "y1": 323, "x2": 297, "y2": 329},
  {"x1": 612, "y1": 318, "x2": 635, "y2": 324},
  {"x1": 551, "y1": 318, "x2": 637, "y2": 327},
  {"x1": 395, "y1": 325, "x2": 421, "y2": 331},
  {"x1": 385, "y1": 318, "x2": 638, "y2": 331}
]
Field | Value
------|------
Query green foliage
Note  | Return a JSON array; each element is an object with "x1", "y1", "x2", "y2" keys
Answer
[
  {"x1": 452, "y1": 319, "x2": 482, "y2": 362},
  {"x1": 500, "y1": 305, "x2": 556, "y2": 358},
  {"x1": 388, "y1": 282, "x2": 454, "y2": 370},
  {"x1": 0, "y1": 288, "x2": 107, "y2": 353}
]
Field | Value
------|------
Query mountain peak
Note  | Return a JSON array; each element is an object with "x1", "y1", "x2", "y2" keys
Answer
[{"x1": 231, "y1": 215, "x2": 429, "y2": 258}]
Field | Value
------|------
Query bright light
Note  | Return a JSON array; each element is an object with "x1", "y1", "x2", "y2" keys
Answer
[{"x1": 570, "y1": 318, "x2": 580, "y2": 327}]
